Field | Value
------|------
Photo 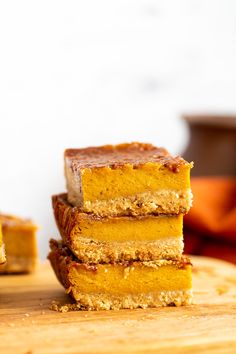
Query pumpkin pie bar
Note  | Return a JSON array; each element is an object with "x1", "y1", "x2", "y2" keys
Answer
[
  {"x1": 52, "y1": 193, "x2": 184, "y2": 263},
  {"x1": 48, "y1": 240, "x2": 192, "y2": 310},
  {"x1": 0, "y1": 225, "x2": 6, "y2": 264},
  {"x1": 65, "y1": 143, "x2": 193, "y2": 217},
  {"x1": 0, "y1": 214, "x2": 38, "y2": 273}
]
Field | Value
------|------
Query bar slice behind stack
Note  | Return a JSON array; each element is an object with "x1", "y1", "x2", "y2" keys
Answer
[
  {"x1": 0, "y1": 224, "x2": 6, "y2": 265},
  {"x1": 0, "y1": 214, "x2": 38, "y2": 273}
]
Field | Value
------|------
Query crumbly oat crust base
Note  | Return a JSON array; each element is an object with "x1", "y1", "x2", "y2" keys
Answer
[
  {"x1": 69, "y1": 189, "x2": 192, "y2": 217},
  {"x1": 68, "y1": 236, "x2": 184, "y2": 263},
  {"x1": 51, "y1": 289, "x2": 193, "y2": 311}
]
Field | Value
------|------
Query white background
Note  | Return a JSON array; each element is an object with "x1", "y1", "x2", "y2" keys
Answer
[{"x1": 0, "y1": 0, "x2": 236, "y2": 258}]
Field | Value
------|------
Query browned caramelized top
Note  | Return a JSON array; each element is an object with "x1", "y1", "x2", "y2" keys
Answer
[{"x1": 65, "y1": 142, "x2": 190, "y2": 172}]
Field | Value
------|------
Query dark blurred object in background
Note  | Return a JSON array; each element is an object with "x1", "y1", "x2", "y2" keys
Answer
[
  {"x1": 183, "y1": 115, "x2": 236, "y2": 176},
  {"x1": 182, "y1": 115, "x2": 236, "y2": 264}
]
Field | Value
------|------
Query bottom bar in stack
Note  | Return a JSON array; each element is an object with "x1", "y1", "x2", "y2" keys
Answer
[{"x1": 48, "y1": 240, "x2": 193, "y2": 311}]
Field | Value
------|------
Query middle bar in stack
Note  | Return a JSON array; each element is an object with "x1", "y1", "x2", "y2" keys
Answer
[
  {"x1": 52, "y1": 194, "x2": 184, "y2": 263},
  {"x1": 49, "y1": 142, "x2": 193, "y2": 310}
]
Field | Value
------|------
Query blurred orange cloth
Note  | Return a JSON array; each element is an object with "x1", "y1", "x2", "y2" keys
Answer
[{"x1": 184, "y1": 177, "x2": 236, "y2": 263}]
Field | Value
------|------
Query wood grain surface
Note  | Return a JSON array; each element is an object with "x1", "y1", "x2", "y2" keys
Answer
[{"x1": 0, "y1": 256, "x2": 236, "y2": 354}]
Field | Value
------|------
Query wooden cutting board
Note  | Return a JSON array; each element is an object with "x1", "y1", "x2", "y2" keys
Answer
[{"x1": 0, "y1": 256, "x2": 236, "y2": 354}]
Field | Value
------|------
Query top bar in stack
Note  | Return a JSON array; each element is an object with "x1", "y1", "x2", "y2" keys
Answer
[
  {"x1": 65, "y1": 142, "x2": 193, "y2": 217},
  {"x1": 0, "y1": 225, "x2": 6, "y2": 264}
]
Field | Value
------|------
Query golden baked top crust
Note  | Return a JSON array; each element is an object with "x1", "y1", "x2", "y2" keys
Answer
[
  {"x1": 0, "y1": 214, "x2": 37, "y2": 231},
  {"x1": 65, "y1": 142, "x2": 191, "y2": 172}
]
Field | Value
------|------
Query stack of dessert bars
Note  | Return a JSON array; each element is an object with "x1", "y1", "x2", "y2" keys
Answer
[{"x1": 48, "y1": 143, "x2": 193, "y2": 310}]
